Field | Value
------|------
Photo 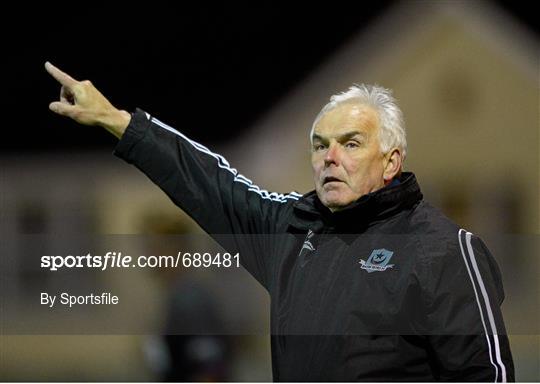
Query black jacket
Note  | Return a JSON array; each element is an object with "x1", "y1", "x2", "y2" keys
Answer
[{"x1": 114, "y1": 109, "x2": 514, "y2": 382}]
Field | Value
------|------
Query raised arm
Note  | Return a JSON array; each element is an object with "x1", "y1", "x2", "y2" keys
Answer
[
  {"x1": 45, "y1": 61, "x2": 131, "y2": 138},
  {"x1": 44, "y1": 62, "x2": 301, "y2": 290}
]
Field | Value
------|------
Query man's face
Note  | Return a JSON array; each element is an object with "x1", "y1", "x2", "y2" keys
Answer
[{"x1": 311, "y1": 102, "x2": 387, "y2": 211}]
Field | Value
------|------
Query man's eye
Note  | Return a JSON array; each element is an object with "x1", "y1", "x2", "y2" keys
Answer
[
  {"x1": 314, "y1": 144, "x2": 326, "y2": 151},
  {"x1": 345, "y1": 141, "x2": 359, "y2": 149}
]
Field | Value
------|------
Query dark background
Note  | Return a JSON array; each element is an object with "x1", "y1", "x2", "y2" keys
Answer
[{"x1": 5, "y1": 1, "x2": 538, "y2": 153}]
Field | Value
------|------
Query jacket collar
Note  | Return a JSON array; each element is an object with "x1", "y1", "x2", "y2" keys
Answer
[{"x1": 288, "y1": 172, "x2": 423, "y2": 233}]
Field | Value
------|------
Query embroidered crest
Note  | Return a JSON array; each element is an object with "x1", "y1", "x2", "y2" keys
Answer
[{"x1": 360, "y1": 248, "x2": 395, "y2": 273}]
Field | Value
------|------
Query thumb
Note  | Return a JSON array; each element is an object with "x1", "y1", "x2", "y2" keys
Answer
[{"x1": 49, "y1": 101, "x2": 77, "y2": 117}]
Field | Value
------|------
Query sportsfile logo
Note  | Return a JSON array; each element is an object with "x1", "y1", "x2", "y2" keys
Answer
[{"x1": 360, "y1": 248, "x2": 395, "y2": 273}]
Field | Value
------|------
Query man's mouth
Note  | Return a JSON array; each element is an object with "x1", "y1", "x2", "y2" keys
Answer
[{"x1": 323, "y1": 176, "x2": 343, "y2": 185}]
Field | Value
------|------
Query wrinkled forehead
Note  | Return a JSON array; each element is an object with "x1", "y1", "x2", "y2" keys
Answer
[{"x1": 313, "y1": 102, "x2": 380, "y2": 138}]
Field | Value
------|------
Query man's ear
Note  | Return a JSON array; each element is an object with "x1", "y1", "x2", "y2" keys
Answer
[{"x1": 383, "y1": 148, "x2": 402, "y2": 182}]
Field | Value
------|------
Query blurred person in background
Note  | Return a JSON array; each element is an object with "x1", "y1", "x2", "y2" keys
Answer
[
  {"x1": 46, "y1": 62, "x2": 514, "y2": 381},
  {"x1": 141, "y1": 216, "x2": 231, "y2": 382}
]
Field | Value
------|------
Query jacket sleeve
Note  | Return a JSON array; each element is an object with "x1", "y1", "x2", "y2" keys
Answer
[
  {"x1": 113, "y1": 108, "x2": 300, "y2": 289},
  {"x1": 422, "y1": 229, "x2": 515, "y2": 382}
]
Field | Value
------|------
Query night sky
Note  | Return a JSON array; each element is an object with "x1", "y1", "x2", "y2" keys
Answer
[{"x1": 5, "y1": 1, "x2": 537, "y2": 154}]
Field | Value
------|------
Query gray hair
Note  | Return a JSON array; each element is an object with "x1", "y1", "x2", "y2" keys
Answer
[{"x1": 311, "y1": 84, "x2": 407, "y2": 160}]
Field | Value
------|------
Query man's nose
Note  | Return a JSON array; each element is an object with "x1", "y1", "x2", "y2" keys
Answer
[{"x1": 324, "y1": 142, "x2": 341, "y2": 167}]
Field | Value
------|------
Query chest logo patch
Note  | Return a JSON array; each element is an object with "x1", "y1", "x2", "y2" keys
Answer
[
  {"x1": 298, "y1": 229, "x2": 316, "y2": 267},
  {"x1": 360, "y1": 248, "x2": 395, "y2": 273},
  {"x1": 302, "y1": 229, "x2": 315, "y2": 252}
]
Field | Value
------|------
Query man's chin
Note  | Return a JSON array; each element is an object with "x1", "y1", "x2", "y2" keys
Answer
[{"x1": 320, "y1": 194, "x2": 354, "y2": 212}]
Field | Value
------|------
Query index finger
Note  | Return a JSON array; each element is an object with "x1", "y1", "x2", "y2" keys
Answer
[{"x1": 44, "y1": 61, "x2": 78, "y2": 87}]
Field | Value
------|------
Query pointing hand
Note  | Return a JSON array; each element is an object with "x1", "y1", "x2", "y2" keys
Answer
[{"x1": 45, "y1": 62, "x2": 131, "y2": 138}]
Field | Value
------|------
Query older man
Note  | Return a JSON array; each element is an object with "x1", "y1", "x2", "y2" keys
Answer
[{"x1": 45, "y1": 62, "x2": 514, "y2": 381}]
